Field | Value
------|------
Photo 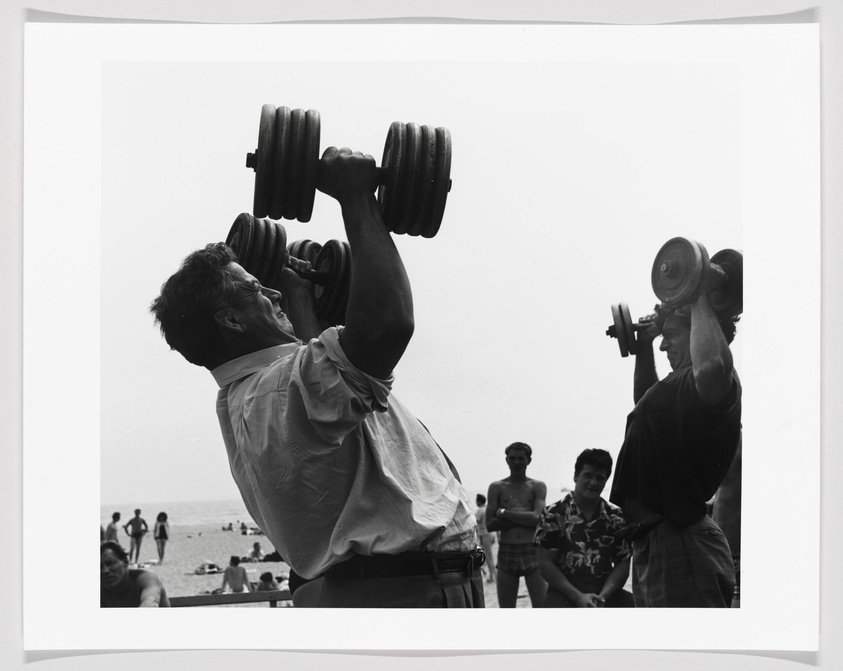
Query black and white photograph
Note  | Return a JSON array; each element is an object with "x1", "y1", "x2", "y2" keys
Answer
[{"x1": 12, "y1": 9, "x2": 828, "y2": 668}]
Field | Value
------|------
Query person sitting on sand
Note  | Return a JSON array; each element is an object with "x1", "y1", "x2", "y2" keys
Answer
[
  {"x1": 221, "y1": 555, "x2": 252, "y2": 593},
  {"x1": 122, "y1": 509, "x2": 148, "y2": 564},
  {"x1": 256, "y1": 571, "x2": 280, "y2": 591},
  {"x1": 100, "y1": 541, "x2": 170, "y2": 607},
  {"x1": 249, "y1": 541, "x2": 264, "y2": 562}
]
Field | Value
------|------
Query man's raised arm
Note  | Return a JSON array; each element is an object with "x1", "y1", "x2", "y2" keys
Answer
[
  {"x1": 633, "y1": 315, "x2": 660, "y2": 404},
  {"x1": 318, "y1": 146, "x2": 414, "y2": 379},
  {"x1": 690, "y1": 293, "x2": 734, "y2": 406}
]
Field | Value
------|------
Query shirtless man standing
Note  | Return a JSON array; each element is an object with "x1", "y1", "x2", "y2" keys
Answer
[
  {"x1": 486, "y1": 442, "x2": 547, "y2": 607},
  {"x1": 122, "y1": 509, "x2": 148, "y2": 564}
]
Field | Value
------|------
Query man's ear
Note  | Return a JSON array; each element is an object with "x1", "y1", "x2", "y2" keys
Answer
[{"x1": 214, "y1": 308, "x2": 246, "y2": 334}]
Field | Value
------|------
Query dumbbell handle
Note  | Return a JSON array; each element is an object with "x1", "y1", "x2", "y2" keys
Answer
[{"x1": 246, "y1": 154, "x2": 447, "y2": 192}]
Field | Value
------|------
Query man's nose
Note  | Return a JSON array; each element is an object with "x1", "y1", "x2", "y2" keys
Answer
[{"x1": 263, "y1": 287, "x2": 282, "y2": 302}]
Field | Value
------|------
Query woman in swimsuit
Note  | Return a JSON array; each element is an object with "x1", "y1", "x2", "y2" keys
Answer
[{"x1": 153, "y1": 511, "x2": 170, "y2": 564}]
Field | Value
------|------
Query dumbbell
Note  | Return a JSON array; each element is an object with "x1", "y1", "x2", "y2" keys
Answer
[
  {"x1": 224, "y1": 213, "x2": 351, "y2": 327},
  {"x1": 651, "y1": 237, "x2": 743, "y2": 315},
  {"x1": 606, "y1": 302, "x2": 643, "y2": 358},
  {"x1": 245, "y1": 105, "x2": 452, "y2": 238}
]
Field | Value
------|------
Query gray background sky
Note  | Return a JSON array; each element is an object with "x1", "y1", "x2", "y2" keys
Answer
[{"x1": 4, "y1": 1, "x2": 840, "y2": 670}]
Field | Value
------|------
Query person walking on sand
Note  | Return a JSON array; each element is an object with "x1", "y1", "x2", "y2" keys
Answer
[
  {"x1": 153, "y1": 512, "x2": 170, "y2": 564},
  {"x1": 486, "y1": 442, "x2": 548, "y2": 607},
  {"x1": 221, "y1": 556, "x2": 252, "y2": 593},
  {"x1": 123, "y1": 509, "x2": 148, "y2": 564}
]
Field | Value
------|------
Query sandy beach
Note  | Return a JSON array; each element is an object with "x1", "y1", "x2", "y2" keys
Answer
[{"x1": 114, "y1": 523, "x2": 530, "y2": 607}]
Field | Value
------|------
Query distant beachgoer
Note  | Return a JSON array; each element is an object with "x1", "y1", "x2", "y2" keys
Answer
[
  {"x1": 100, "y1": 541, "x2": 170, "y2": 607},
  {"x1": 154, "y1": 512, "x2": 170, "y2": 564},
  {"x1": 240, "y1": 522, "x2": 248, "y2": 535},
  {"x1": 475, "y1": 494, "x2": 495, "y2": 584},
  {"x1": 249, "y1": 541, "x2": 264, "y2": 562},
  {"x1": 535, "y1": 449, "x2": 633, "y2": 608},
  {"x1": 221, "y1": 555, "x2": 252, "y2": 593},
  {"x1": 105, "y1": 512, "x2": 121, "y2": 543},
  {"x1": 486, "y1": 442, "x2": 548, "y2": 608},
  {"x1": 257, "y1": 571, "x2": 280, "y2": 591},
  {"x1": 123, "y1": 509, "x2": 148, "y2": 564}
]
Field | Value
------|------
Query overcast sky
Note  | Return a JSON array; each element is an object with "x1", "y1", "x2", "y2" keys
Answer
[{"x1": 98, "y1": 46, "x2": 745, "y2": 508}]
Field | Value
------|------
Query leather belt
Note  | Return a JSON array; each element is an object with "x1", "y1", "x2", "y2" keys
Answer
[{"x1": 327, "y1": 547, "x2": 485, "y2": 580}]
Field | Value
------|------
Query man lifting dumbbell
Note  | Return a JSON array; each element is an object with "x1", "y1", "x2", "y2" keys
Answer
[
  {"x1": 150, "y1": 144, "x2": 483, "y2": 608},
  {"x1": 608, "y1": 238, "x2": 742, "y2": 608}
]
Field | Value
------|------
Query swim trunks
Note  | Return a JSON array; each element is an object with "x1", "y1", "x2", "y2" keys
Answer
[{"x1": 496, "y1": 542, "x2": 540, "y2": 577}]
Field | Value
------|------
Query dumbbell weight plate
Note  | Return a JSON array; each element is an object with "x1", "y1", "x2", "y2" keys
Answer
[
  {"x1": 408, "y1": 124, "x2": 436, "y2": 237},
  {"x1": 313, "y1": 239, "x2": 351, "y2": 326},
  {"x1": 282, "y1": 109, "x2": 306, "y2": 221},
  {"x1": 264, "y1": 221, "x2": 289, "y2": 292},
  {"x1": 269, "y1": 107, "x2": 291, "y2": 220},
  {"x1": 255, "y1": 217, "x2": 277, "y2": 286},
  {"x1": 619, "y1": 302, "x2": 637, "y2": 356},
  {"x1": 709, "y1": 249, "x2": 743, "y2": 316},
  {"x1": 378, "y1": 122, "x2": 407, "y2": 233},
  {"x1": 252, "y1": 105, "x2": 276, "y2": 219},
  {"x1": 245, "y1": 216, "x2": 267, "y2": 280},
  {"x1": 424, "y1": 126, "x2": 452, "y2": 239},
  {"x1": 651, "y1": 237, "x2": 710, "y2": 307},
  {"x1": 226, "y1": 213, "x2": 254, "y2": 267},
  {"x1": 393, "y1": 122, "x2": 422, "y2": 235},
  {"x1": 608, "y1": 303, "x2": 630, "y2": 358},
  {"x1": 298, "y1": 109, "x2": 321, "y2": 223},
  {"x1": 606, "y1": 302, "x2": 639, "y2": 358}
]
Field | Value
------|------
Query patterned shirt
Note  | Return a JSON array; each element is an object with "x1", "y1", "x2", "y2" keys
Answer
[
  {"x1": 212, "y1": 327, "x2": 477, "y2": 580},
  {"x1": 534, "y1": 493, "x2": 630, "y2": 581}
]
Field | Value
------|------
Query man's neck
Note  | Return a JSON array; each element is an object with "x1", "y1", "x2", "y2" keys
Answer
[{"x1": 573, "y1": 492, "x2": 600, "y2": 519}]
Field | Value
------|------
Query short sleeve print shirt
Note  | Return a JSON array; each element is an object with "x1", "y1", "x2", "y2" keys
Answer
[{"x1": 534, "y1": 493, "x2": 631, "y2": 581}]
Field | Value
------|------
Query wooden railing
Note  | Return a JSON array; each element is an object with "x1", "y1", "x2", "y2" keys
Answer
[{"x1": 170, "y1": 589, "x2": 292, "y2": 608}]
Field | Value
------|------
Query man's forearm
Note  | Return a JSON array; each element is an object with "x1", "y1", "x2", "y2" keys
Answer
[
  {"x1": 494, "y1": 507, "x2": 539, "y2": 529},
  {"x1": 633, "y1": 340, "x2": 658, "y2": 403},
  {"x1": 598, "y1": 561, "x2": 630, "y2": 601},
  {"x1": 342, "y1": 194, "x2": 413, "y2": 331}
]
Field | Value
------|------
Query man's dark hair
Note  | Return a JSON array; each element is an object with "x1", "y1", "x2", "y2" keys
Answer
[
  {"x1": 111, "y1": 512, "x2": 120, "y2": 521},
  {"x1": 505, "y1": 441, "x2": 532, "y2": 461},
  {"x1": 574, "y1": 448, "x2": 613, "y2": 478},
  {"x1": 230, "y1": 555, "x2": 241, "y2": 566},
  {"x1": 101, "y1": 540, "x2": 129, "y2": 563},
  {"x1": 476, "y1": 493, "x2": 487, "y2": 505},
  {"x1": 655, "y1": 305, "x2": 740, "y2": 344},
  {"x1": 150, "y1": 243, "x2": 242, "y2": 368}
]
